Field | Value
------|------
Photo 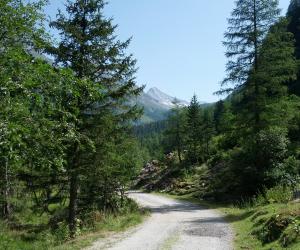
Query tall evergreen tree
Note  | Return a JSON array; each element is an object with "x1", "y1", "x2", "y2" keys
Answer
[
  {"x1": 221, "y1": 0, "x2": 280, "y2": 132},
  {"x1": 48, "y1": 0, "x2": 143, "y2": 236},
  {"x1": 165, "y1": 100, "x2": 186, "y2": 163},
  {"x1": 201, "y1": 108, "x2": 215, "y2": 159},
  {"x1": 186, "y1": 95, "x2": 202, "y2": 164},
  {"x1": 213, "y1": 100, "x2": 225, "y2": 134},
  {"x1": 218, "y1": 0, "x2": 298, "y2": 195},
  {"x1": 236, "y1": 18, "x2": 298, "y2": 132},
  {"x1": 287, "y1": 0, "x2": 300, "y2": 95}
]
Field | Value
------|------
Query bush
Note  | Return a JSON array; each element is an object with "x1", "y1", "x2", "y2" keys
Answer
[
  {"x1": 257, "y1": 127, "x2": 290, "y2": 186},
  {"x1": 265, "y1": 185, "x2": 293, "y2": 204},
  {"x1": 258, "y1": 127, "x2": 289, "y2": 166},
  {"x1": 52, "y1": 222, "x2": 70, "y2": 242},
  {"x1": 280, "y1": 217, "x2": 300, "y2": 247}
]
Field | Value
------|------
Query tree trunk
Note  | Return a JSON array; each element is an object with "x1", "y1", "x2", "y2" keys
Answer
[
  {"x1": 68, "y1": 171, "x2": 78, "y2": 238},
  {"x1": 177, "y1": 146, "x2": 182, "y2": 163},
  {"x1": 253, "y1": 0, "x2": 260, "y2": 132},
  {"x1": 68, "y1": 143, "x2": 80, "y2": 238},
  {"x1": 3, "y1": 157, "x2": 11, "y2": 218}
]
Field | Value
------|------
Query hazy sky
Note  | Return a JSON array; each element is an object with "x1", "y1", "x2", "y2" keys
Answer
[{"x1": 46, "y1": 0, "x2": 291, "y2": 103}]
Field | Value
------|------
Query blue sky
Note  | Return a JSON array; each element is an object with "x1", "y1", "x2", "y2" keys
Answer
[{"x1": 45, "y1": 0, "x2": 291, "y2": 103}]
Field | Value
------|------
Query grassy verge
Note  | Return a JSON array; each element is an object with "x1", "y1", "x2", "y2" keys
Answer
[
  {"x1": 54, "y1": 210, "x2": 148, "y2": 250},
  {"x1": 155, "y1": 192, "x2": 300, "y2": 250},
  {"x1": 220, "y1": 202, "x2": 300, "y2": 250},
  {"x1": 0, "y1": 206, "x2": 149, "y2": 250}
]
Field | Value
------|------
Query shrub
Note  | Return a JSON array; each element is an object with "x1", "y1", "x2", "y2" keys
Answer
[
  {"x1": 255, "y1": 214, "x2": 291, "y2": 244},
  {"x1": 280, "y1": 217, "x2": 300, "y2": 247},
  {"x1": 258, "y1": 127, "x2": 289, "y2": 165},
  {"x1": 265, "y1": 185, "x2": 293, "y2": 204},
  {"x1": 52, "y1": 222, "x2": 70, "y2": 242},
  {"x1": 253, "y1": 190, "x2": 268, "y2": 206}
]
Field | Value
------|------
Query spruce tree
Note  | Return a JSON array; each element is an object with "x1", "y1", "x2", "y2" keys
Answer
[
  {"x1": 236, "y1": 18, "x2": 298, "y2": 133},
  {"x1": 221, "y1": 0, "x2": 298, "y2": 194},
  {"x1": 287, "y1": 0, "x2": 300, "y2": 95},
  {"x1": 165, "y1": 100, "x2": 186, "y2": 163},
  {"x1": 221, "y1": 0, "x2": 280, "y2": 131},
  {"x1": 225, "y1": 18, "x2": 298, "y2": 194},
  {"x1": 201, "y1": 109, "x2": 215, "y2": 160},
  {"x1": 48, "y1": 0, "x2": 142, "y2": 236},
  {"x1": 186, "y1": 94, "x2": 202, "y2": 164},
  {"x1": 213, "y1": 100, "x2": 225, "y2": 134}
]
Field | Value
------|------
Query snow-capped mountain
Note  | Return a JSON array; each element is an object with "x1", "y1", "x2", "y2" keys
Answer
[
  {"x1": 136, "y1": 87, "x2": 191, "y2": 123},
  {"x1": 146, "y1": 87, "x2": 189, "y2": 108}
]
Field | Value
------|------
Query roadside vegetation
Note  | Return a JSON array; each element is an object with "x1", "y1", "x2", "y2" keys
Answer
[
  {"x1": 224, "y1": 201, "x2": 300, "y2": 249},
  {"x1": 0, "y1": 197, "x2": 148, "y2": 250}
]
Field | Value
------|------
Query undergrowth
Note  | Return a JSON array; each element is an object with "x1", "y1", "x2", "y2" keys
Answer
[{"x1": 0, "y1": 198, "x2": 148, "y2": 250}]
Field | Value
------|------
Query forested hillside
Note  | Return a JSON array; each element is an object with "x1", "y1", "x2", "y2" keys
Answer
[{"x1": 139, "y1": 0, "x2": 300, "y2": 199}]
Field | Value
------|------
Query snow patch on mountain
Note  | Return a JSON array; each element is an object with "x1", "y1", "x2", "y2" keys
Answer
[{"x1": 145, "y1": 87, "x2": 189, "y2": 109}]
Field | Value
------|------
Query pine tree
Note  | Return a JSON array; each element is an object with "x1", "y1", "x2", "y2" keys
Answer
[
  {"x1": 165, "y1": 100, "x2": 186, "y2": 163},
  {"x1": 224, "y1": 17, "x2": 298, "y2": 194},
  {"x1": 221, "y1": 0, "x2": 280, "y2": 132},
  {"x1": 213, "y1": 100, "x2": 225, "y2": 134},
  {"x1": 287, "y1": 0, "x2": 300, "y2": 95},
  {"x1": 201, "y1": 108, "x2": 215, "y2": 160},
  {"x1": 186, "y1": 94, "x2": 202, "y2": 164},
  {"x1": 237, "y1": 18, "x2": 298, "y2": 133},
  {"x1": 220, "y1": 0, "x2": 298, "y2": 194},
  {"x1": 48, "y1": 0, "x2": 143, "y2": 236}
]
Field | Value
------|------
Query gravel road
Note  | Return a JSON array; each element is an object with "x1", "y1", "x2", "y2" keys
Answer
[{"x1": 86, "y1": 192, "x2": 233, "y2": 250}]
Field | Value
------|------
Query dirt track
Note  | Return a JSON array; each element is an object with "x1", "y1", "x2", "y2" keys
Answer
[{"x1": 86, "y1": 192, "x2": 233, "y2": 250}]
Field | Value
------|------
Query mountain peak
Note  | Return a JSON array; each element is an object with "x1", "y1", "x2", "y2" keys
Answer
[
  {"x1": 146, "y1": 87, "x2": 189, "y2": 108},
  {"x1": 147, "y1": 87, "x2": 160, "y2": 92},
  {"x1": 136, "y1": 87, "x2": 206, "y2": 123}
]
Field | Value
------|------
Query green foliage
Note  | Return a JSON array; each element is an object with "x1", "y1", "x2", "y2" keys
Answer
[
  {"x1": 288, "y1": 0, "x2": 300, "y2": 96},
  {"x1": 45, "y1": 0, "x2": 144, "y2": 236},
  {"x1": 205, "y1": 1, "x2": 300, "y2": 198},
  {"x1": 221, "y1": 0, "x2": 280, "y2": 93},
  {"x1": 0, "y1": 0, "x2": 146, "y2": 245},
  {"x1": 266, "y1": 156, "x2": 300, "y2": 187},
  {"x1": 185, "y1": 95, "x2": 202, "y2": 163},
  {"x1": 164, "y1": 102, "x2": 187, "y2": 163},
  {"x1": 249, "y1": 203, "x2": 300, "y2": 248},
  {"x1": 264, "y1": 185, "x2": 293, "y2": 204},
  {"x1": 134, "y1": 120, "x2": 167, "y2": 160},
  {"x1": 53, "y1": 222, "x2": 70, "y2": 243},
  {"x1": 257, "y1": 127, "x2": 289, "y2": 173}
]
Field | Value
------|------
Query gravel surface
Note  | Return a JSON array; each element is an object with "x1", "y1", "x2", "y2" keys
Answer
[{"x1": 86, "y1": 192, "x2": 233, "y2": 250}]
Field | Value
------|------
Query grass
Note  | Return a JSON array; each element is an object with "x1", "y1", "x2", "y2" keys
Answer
[
  {"x1": 53, "y1": 210, "x2": 148, "y2": 250},
  {"x1": 221, "y1": 202, "x2": 300, "y2": 250},
  {"x1": 0, "y1": 206, "x2": 149, "y2": 250},
  {"x1": 155, "y1": 192, "x2": 300, "y2": 250}
]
